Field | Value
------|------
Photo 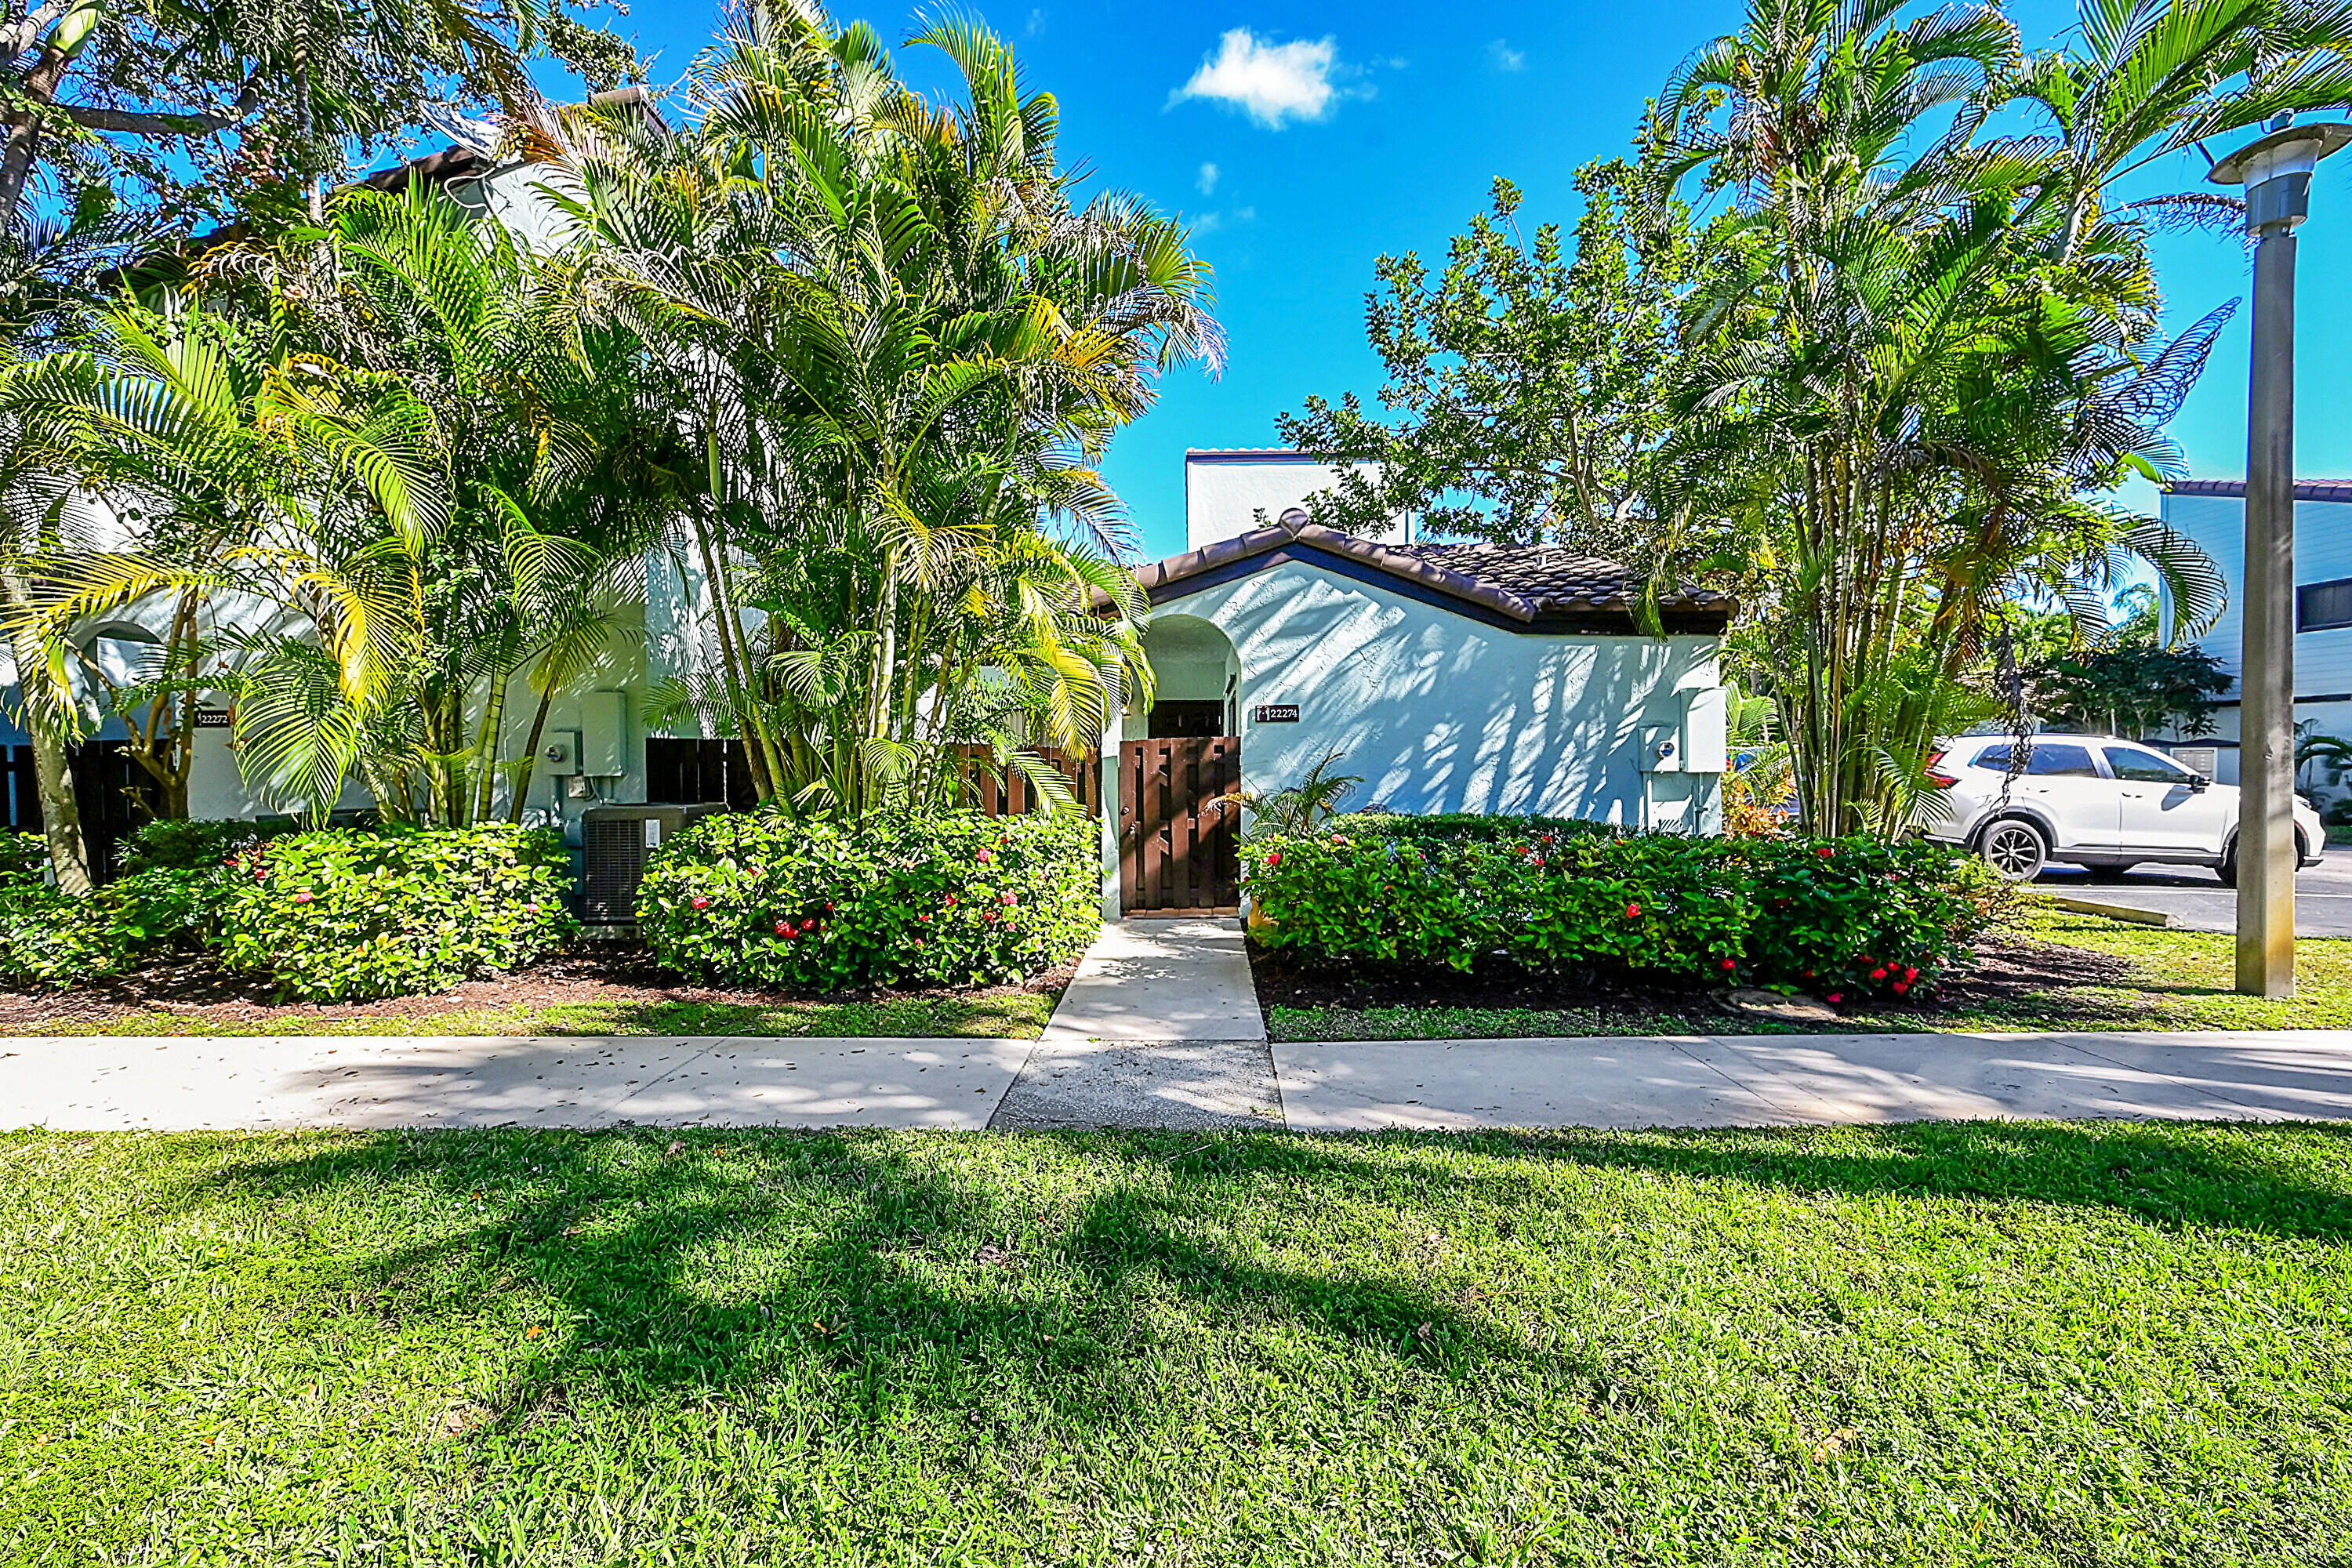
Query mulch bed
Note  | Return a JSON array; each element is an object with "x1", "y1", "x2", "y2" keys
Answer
[
  {"x1": 1250, "y1": 931, "x2": 2151, "y2": 1029},
  {"x1": 0, "y1": 942, "x2": 1073, "y2": 1034}
]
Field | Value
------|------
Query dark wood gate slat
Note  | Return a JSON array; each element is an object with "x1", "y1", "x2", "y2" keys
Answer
[{"x1": 1118, "y1": 734, "x2": 1240, "y2": 915}]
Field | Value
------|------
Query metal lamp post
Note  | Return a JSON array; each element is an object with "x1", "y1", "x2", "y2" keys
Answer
[{"x1": 2209, "y1": 119, "x2": 2351, "y2": 998}]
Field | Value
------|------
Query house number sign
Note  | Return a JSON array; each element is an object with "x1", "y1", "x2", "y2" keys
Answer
[{"x1": 1253, "y1": 704, "x2": 1301, "y2": 724}]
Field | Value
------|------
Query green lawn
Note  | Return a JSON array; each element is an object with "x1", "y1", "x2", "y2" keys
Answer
[
  {"x1": 10, "y1": 1124, "x2": 2352, "y2": 1564},
  {"x1": 1269, "y1": 905, "x2": 2352, "y2": 1041},
  {"x1": 21, "y1": 991, "x2": 1058, "y2": 1040}
]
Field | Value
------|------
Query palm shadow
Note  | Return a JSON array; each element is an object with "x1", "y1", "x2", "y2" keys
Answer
[{"x1": 188, "y1": 1127, "x2": 1569, "y2": 1439}]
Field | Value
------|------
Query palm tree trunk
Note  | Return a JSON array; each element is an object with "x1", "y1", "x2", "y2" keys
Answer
[
  {"x1": 472, "y1": 668, "x2": 510, "y2": 826},
  {"x1": 0, "y1": 569, "x2": 90, "y2": 891},
  {"x1": 506, "y1": 682, "x2": 559, "y2": 823}
]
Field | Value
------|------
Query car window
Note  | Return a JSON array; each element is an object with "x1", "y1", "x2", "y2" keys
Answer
[
  {"x1": 1973, "y1": 742, "x2": 2099, "y2": 777},
  {"x1": 2104, "y1": 746, "x2": 2198, "y2": 784}
]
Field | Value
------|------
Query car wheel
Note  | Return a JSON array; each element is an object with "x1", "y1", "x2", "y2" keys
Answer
[
  {"x1": 1979, "y1": 818, "x2": 2049, "y2": 880},
  {"x1": 2227, "y1": 829, "x2": 2316, "y2": 886}
]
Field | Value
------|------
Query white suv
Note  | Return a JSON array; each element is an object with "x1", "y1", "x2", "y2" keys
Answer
[{"x1": 1922, "y1": 733, "x2": 2324, "y2": 884}]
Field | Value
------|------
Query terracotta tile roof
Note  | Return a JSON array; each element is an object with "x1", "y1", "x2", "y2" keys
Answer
[
  {"x1": 1393, "y1": 540, "x2": 1736, "y2": 616},
  {"x1": 2166, "y1": 478, "x2": 2352, "y2": 503},
  {"x1": 1126, "y1": 516, "x2": 1736, "y2": 632}
]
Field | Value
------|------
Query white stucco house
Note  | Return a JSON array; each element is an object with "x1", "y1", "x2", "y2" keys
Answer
[{"x1": 1096, "y1": 456, "x2": 1735, "y2": 914}]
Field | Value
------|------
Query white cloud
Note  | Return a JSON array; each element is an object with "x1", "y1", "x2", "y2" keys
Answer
[
  {"x1": 1171, "y1": 28, "x2": 1339, "y2": 129},
  {"x1": 1486, "y1": 39, "x2": 1525, "y2": 73},
  {"x1": 1197, "y1": 161, "x2": 1220, "y2": 196}
]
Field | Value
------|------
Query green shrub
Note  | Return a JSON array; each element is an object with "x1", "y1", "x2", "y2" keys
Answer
[
  {"x1": 0, "y1": 834, "x2": 133, "y2": 989},
  {"x1": 1740, "y1": 837, "x2": 2005, "y2": 1000},
  {"x1": 637, "y1": 810, "x2": 1100, "y2": 992},
  {"x1": 1243, "y1": 818, "x2": 1999, "y2": 999},
  {"x1": 216, "y1": 824, "x2": 577, "y2": 1001},
  {"x1": 119, "y1": 816, "x2": 298, "y2": 874}
]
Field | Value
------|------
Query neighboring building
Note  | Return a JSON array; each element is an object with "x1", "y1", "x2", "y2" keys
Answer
[
  {"x1": 1183, "y1": 449, "x2": 1414, "y2": 550},
  {"x1": 2159, "y1": 479, "x2": 2352, "y2": 808}
]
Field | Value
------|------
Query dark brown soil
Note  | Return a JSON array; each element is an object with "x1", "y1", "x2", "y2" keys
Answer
[
  {"x1": 0, "y1": 942, "x2": 1073, "y2": 1034},
  {"x1": 1250, "y1": 931, "x2": 2150, "y2": 1029}
]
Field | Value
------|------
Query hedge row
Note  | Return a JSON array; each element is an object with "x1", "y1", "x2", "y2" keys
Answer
[
  {"x1": 1242, "y1": 820, "x2": 2002, "y2": 1000},
  {"x1": 0, "y1": 822, "x2": 574, "y2": 1000},
  {"x1": 635, "y1": 810, "x2": 1100, "y2": 992},
  {"x1": 218, "y1": 826, "x2": 576, "y2": 1000}
]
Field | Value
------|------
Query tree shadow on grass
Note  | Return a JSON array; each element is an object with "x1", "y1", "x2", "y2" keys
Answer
[
  {"x1": 169, "y1": 1116, "x2": 2352, "y2": 1459},
  {"x1": 1272, "y1": 1117, "x2": 2352, "y2": 1242},
  {"x1": 184, "y1": 1127, "x2": 1572, "y2": 1441}
]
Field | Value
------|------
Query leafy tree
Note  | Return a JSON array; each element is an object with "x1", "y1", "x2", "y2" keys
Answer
[
  {"x1": 562, "y1": 2, "x2": 1218, "y2": 818},
  {"x1": 0, "y1": 0, "x2": 637, "y2": 223},
  {"x1": 1278, "y1": 158, "x2": 1715, "y2": 558},
  {"x1": 2024, "y1": 644, "x2": 2230, "y2": 738}
]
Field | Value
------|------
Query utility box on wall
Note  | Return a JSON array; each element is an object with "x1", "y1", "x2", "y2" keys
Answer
[
  {"x1": 580, "y1": 690, "x2": 626, "y2": 777},
  {"x1": 1637, "y1": 724, "x2": 1682, "y2": 773},
  {"x1": 1680, "y1": 686, "x2": 1729, "y2": 774},
  {"x1": 541, "y1": 730, "x2": 583, "y2": 776}
]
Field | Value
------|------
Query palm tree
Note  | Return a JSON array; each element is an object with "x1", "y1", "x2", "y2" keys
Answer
[
  {"x1": 559, "y1": 2, "x2": 1217, "y2": 818},
  {"x1": 9, "y1": 288, "x2": 449, "y2": 826},
  {"x1": 1650, "y1": 0, "x2": 2348, "y2": 836}
]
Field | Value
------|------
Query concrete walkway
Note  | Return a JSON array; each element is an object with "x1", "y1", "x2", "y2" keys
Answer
[
  {"x1": 4, "y1": 1026, "x2": 2351, "y2": 1133},
  {"x1": 5, "y1": 911, "x2": 2352, "y2": 1132},
  {"x1": 0, "y1": 1034, "x2": 1034, "y2": 1131},
  {"x1": 988, "y1": 918, "x2": 1281, "y2": 1131},
  {"x1": 1275, "y1": 1030, "x2": 2352, "y2": 1130}
]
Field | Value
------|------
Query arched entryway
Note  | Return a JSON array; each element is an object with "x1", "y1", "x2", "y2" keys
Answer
[{"x1": 1120, "y1": 614, "x2": 1242, "y2": 913}]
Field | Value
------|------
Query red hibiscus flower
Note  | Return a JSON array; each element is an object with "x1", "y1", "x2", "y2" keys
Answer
[
  {"x1": 1816, "y1": 845, "x2": 1835, "y2": 858},
  {"x1": 1870, "y1": 967, "x2": 1888, "y2": 982},
  {"x1": 1720, "y1": 958, "x2": 1736, "y2": 973},
  {"x1": 291, "y1": 891, "x2": 314, "y2": 905},
  {"x1": 1624, "y1": 902, "x2": 1642, "y2": 919},
  {"x1": 775, "y1": 921, "x2": 790, "y2": 936},
  {"x1": 1891, "y1": 981, "x2": 1910, "y2": 995},
  {"x1": 691, "y1": 895, "x2": 710, "y2": 911}
]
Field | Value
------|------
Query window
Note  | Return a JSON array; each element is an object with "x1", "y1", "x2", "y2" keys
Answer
[
  {"x1": 2299, "y1": 578, "x2": 2352, "y2": 632},
  {"x1": 1972, "y1": 742, "x2": 2100, "y2": 777},
  {"x1": 2103, "y1": 746, "x2": 2198, "y2": 784}
]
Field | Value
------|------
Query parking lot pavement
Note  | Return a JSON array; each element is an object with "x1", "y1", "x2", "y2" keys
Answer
[{"x1": 2034, "y1": 848, "x2": 2352, "y2": 937}]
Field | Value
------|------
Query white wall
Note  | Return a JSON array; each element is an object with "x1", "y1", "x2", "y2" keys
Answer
[
  {"x1": 1127, "y1": 562, "x2": 1722, "y2": 829},
  {"x1": 1184, "y1": 452, "x2": 1412, "y2": 550},
  {"x1": 2161, "y1": 491, "x2": 2352, "y2": 804},
  {"x1": 2165, "y1": 490, "x2": 2352, "y2": 697}
]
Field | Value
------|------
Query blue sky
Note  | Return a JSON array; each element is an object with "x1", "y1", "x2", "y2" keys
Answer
[{"x1": 592, "y1": 1, "x2": 2352, "y2": 562}]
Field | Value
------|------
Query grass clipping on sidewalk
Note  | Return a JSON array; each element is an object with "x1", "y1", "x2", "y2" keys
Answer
[{"x1": 8, "y1": 1123, "x2": 2352, "y2": 1563}]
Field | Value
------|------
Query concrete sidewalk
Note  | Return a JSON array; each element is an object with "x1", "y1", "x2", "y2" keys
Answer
[
  {"x1": 988, "y1": 918, "x2": 1280, "y2": 1131},
  {"x1": 1273, "y1": 1029, "x2": 2352, "y2": 1131},
  {"x1": 0, "y1": 1034, "x2": 1034, "y2": 1131},
  {"x1": 5, "y1": 1021, "x2": 2352, "y2": 1135}
]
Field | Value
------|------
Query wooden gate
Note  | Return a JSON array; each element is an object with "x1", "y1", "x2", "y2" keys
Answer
[{"x1": 1120, "y1": 736, "x2": 1240, "y2": 914}]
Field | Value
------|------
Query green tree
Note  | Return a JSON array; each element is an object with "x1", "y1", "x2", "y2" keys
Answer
[
  {"x1": 564, "y1": 2, "x2": 1218, "y2": 817},
  {"x1": 1279, "y1": 157, "x2": 1715, "y2": 559},
  {"x1": 2024, "y1": 644, "x2": 2231, "y2": 739},
  {"x1": 0, "y1": 0, "x2": 637, "y2": 223}
]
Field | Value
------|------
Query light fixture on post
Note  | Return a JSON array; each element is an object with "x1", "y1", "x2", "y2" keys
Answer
[{"x1": 2208, "y1": 116, "x2": 2351, "y2": 998}]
